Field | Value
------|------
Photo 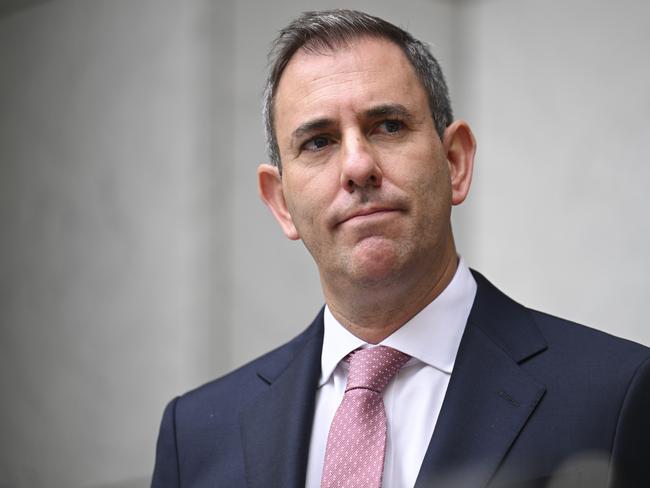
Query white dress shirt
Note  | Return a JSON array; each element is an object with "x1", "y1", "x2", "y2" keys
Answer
[{"x1": 305, "y1": 258, "x2": 477, "y2": 488}]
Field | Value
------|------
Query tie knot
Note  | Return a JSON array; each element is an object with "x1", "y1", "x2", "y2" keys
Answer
[{"x1": 345, "y1": 346, "x2": 410, "y2": 394}]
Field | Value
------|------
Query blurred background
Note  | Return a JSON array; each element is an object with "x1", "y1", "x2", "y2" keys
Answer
[{"x1": 1, "y1": 0, "x2": 648, "y2": 486}]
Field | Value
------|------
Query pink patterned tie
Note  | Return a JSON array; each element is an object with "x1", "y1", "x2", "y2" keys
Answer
[{"x1": 321, "y1": 346, "x2": 410, "y2": 488}]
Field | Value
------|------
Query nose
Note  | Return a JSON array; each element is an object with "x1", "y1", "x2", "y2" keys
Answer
[{"x1": 340, "y1": 134, "x2": 383, "y2": 193}]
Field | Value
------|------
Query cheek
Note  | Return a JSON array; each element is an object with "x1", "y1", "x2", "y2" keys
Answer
[
  {"x1": 392, "y1": 144, "x2": 450, "y2": 196},
  {"x1": 420, "y1": 143, "x2": 450, "y2": 190},
  {"x1": 283, "y1": 183, "x2": 323, "y2": 234},
  {"x1": 404, "y1": 151, "x2": 453, "y2": 223},
  {"x1": 283, "y1": 167, "x2": 339, "y2": 228}
]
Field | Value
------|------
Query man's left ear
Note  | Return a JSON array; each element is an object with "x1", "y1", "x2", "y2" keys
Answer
[{"x1": 443, "y1": 120, "x2": 476, "y2": 206}]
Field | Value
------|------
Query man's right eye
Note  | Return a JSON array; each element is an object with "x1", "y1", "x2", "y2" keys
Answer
[{"x1": 303, "y1": 136, "x2": 330, "y2": 151}]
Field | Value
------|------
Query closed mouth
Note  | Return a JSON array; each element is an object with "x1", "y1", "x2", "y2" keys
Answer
[{"x1": 338, "y1": 207, "x2": 398, "y2": 226}]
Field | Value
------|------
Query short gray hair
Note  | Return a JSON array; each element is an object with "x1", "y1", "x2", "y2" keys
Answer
[{"x1": 263, "y1": 9, "x2": 454, "y2": 173}]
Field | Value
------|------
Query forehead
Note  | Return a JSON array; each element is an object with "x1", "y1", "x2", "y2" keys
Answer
[{"x1": 273, "y1": 37, "x2": 428, "y2": 137}]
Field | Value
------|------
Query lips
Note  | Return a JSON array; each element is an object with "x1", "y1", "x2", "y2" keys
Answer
[{"x1": 337, "y1": 206, "x2": 399, "y2": 226}]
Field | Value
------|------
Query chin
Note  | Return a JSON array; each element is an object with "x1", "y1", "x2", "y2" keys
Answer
[{"x1": 347, "y1": 238, "x2": 408, "y2": 286}]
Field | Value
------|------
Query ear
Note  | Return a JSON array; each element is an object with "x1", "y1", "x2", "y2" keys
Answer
[
  {"x1": 257, "y1": 164, "x2": 300, "y2": 240},
  {"x1": 443, "y1": 120, "x2": 476, "y2": 206}
]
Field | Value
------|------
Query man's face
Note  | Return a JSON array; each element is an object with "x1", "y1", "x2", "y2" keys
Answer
[{"x1": 265, "y1": 37, "x2": 468, "y2": 290}]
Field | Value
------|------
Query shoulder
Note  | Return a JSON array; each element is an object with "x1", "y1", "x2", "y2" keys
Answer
[
  {"x1": 524, "y1": 311, "x2": 650, "y2": 485},
  {"x1": 152, "y1": 311, "x2": 324, "y2": 484},
  {"x1": 529, "y1": 307, "x2": 649, "y2": 365},
  {"x1": 526, "y1": 307, "x2": 650, "y2": 403},
  {"x1": 171, "y1": 309, "x2": 324, "y2": 424},
  {"x1": 469, "y1": 268, "x2": 649, "y2": 400},
  {"x1": 470, "y1": 268, "x2": 649, "y2": 365}
]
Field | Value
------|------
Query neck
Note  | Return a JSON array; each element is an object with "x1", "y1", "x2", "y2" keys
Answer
[{"x1": 322, "y1": 248, "x2": 459, "y2": 344}]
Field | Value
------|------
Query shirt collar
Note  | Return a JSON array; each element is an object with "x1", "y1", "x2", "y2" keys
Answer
[{"x1": 319, "y1": 257, "x2": 477, "y2": 387}]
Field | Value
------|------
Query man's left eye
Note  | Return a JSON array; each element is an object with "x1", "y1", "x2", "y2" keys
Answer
[{"x1": 379, "y1": 120, "x2": 403, "y2": 133}]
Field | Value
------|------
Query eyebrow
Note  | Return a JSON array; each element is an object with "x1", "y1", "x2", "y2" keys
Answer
[
  {"x1": 291, "y1": 117, "x2": 335, "y2": 147},
  {"x1": 364, "y1": 103, "x2": 414, "y2": 121},
  {"x1": 289, "y1": 103, "x2": 415, "y2": 147}
]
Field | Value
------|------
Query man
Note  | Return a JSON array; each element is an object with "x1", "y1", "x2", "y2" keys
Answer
[{"x1": 152, "y1": 10, "x2": 650, "y2": 488}]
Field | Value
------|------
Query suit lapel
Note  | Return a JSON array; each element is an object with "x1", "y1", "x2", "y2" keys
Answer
[
  {"x1": 415, "y1": 271, "x2": 548, "y2": 488},
  {"x1": 239, "y1": 311, "x2": 324, "y2": 488}
]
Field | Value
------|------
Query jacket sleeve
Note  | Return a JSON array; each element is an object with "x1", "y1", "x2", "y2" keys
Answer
[
  {"x1": 151, "y1": 397, "x2": 181, "y2": 488},
  {"x1": 610, "y1": 356, "x2": 650, "y2": 488}
]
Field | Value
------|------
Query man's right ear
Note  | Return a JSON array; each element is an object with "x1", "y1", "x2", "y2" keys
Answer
[{"x1": 257, "y1": 164, "x2": 300, "y2": 240}]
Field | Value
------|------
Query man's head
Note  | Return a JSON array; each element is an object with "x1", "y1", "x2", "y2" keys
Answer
[
  {"x1": 258, "y1": 10, "x2": 476, "y2": 319},
  {"x1": 263, "y1": 9, "x2": 453, "y2": 174}
]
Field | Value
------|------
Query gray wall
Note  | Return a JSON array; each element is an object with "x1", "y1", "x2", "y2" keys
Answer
[
  {"x1": 1, "y1": 0, "x2": 648, "y2": 486},
  {"x1": 0, "y1": 1, "x2": 232, "y2": 486},
  {"x1": 454, "y1": 0, "x2": 650, "y2": 344}
]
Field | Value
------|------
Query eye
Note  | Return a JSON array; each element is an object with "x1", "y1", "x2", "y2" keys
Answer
[
  {"x1": 302, "y1": 135, "x2": 331, "y2": 151},
  {"x1": 377, "y1": 119, "x2": 404, "y2": 134}
]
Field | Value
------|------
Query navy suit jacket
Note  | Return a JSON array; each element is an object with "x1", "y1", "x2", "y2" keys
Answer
[{"x1": 152, "y1": 271, "x2": 650, "y2": 487}]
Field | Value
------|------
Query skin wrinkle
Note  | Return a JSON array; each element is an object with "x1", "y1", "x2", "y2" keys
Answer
[
  {"x1": 290, "y1": 104, "x2": 420, "y2": 159},
  {"x1": 294, "y1": 69, "x2": 383, "y2": 106},
  {"x1": 281, "y1": 52, "x2": 417, "y2": 160},
  {"x1": 300, "y1": 66, "x2": 380, "y2": 97}
]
